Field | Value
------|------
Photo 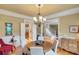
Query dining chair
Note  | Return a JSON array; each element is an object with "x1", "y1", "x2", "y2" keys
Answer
[
  {"x1": 30, "y1": 47, "x2": 44, "y2": 55},
  {"x1": 36, "y1": 36, "x2": 44, "y2": 45},
  {"x1": 45, "y1": 39, "x2": 59, "y2": 55}
]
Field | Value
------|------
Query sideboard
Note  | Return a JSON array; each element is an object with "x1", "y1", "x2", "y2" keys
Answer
[{"x1": 59, "y1": 38, "x2": 79, "y2": 54}]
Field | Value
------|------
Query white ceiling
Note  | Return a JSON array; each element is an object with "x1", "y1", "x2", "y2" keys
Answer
[{"x1": 0, "y1": 4, "x2": 79, "y2": 17}]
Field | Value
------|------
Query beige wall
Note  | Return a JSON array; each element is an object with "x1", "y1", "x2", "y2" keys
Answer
[
  {"x1": 0, "y1": 14, "x2": 24, "y2": 37},
  {"x1": 59, "y1": 14, "x2": 79, "y2": 39}
]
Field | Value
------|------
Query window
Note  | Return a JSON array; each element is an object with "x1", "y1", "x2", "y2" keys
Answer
[{"x1": 5, "y1": 23, "x2": 12, "y2": 35}]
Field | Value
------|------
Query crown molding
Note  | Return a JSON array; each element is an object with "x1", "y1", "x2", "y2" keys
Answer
[
  {"x1": 45, "y1": 18, "x2": 59, "y2": 25},
  {"x1": 0, "y1": 9, "x2": 32, "y2": 20},
  {"x1": 45, "y1": 7, "x2": 79, "y2": 19}
]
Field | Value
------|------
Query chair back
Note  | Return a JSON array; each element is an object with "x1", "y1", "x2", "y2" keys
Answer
[
  {"x1": 30, "y1": 47, "x2": 44, "y2": 55},
  {"x1": 52, "y1": 39, "x2": 59, "y2": 53},
  {"x1": 38, "y1": 36, "x2": 44, "y2": 41},
  {"x1": 45, "y1": 39, "x2": 59, "y2": 55}
]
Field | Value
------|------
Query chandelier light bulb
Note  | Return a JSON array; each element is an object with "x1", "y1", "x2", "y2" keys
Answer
[
  {"x1": 43, "y1": 18, "x2": 46, "y2": 21},
  {"x1": 33, "y1": 17, "x2": 37, "y2": 22},
  {"x1": 39, "y1": 16, "x2": 42, "y2": 20},
  {"x1": 33, "y1": 4, "x2": 46, "y2": 23}
]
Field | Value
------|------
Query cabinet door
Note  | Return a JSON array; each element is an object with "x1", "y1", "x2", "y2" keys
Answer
[
  {"x1": 58, "y1": 39, "x2": 61, "y2": 47},
  {"x1": 77, "y1": 41, "x2": 79, "y2": 54},
  {"x1": 61, "y1": 38, "x2": 69, "y2": 50},
  {"x1": 69, "y1": 40, "x2": 77, "y2": 53},
  {"x1": 64, "y1": 39, "x2": 69, "y2": 50}
]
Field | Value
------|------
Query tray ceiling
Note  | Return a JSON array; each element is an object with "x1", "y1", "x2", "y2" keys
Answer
[{"x1": 0, "y1": 4, "x2": 79, "y2": 17}]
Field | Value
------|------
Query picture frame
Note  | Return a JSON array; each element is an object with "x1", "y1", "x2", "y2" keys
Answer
[
  {"x1": 69, "y1": 25, "x2": 79, "y2": 33},
  {"x1": 5, "y1": 23, "x2": 12, "y2": 35}
]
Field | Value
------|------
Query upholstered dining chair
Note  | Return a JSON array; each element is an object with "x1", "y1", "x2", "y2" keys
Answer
[
  {"x1": 30, "y1": 47, "x2": 44, "y2": 55},
  {"x1": 36, "y1": 36, "x2": 44, "y2": 45},
  {"x1": 45, "y1": 39, "x2": 59, "y2": 55}
]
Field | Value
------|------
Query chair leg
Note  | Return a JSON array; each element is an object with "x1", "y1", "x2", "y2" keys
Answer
[{"x1": 22, "y1": 52, "x2": 25, "y2": 55}]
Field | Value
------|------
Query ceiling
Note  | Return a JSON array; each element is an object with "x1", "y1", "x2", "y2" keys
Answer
[{"x1": 0, "y1": 4, "x2": 79, "y2": 17}]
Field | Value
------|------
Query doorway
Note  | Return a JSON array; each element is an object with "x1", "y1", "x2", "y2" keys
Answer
[
  {"x1": 25, "y1": 23, "x2": 32, "y2": 43},
  {"x1": 49, "y1": 24, "x2": 58, "y2": 37},
  {"x1": 21, "y1": 22, "x2": 32, "y2": 48}
]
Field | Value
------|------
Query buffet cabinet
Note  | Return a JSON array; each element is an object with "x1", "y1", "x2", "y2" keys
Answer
[{"x1": 59, "y1": 38, "x2": 79, "y2": 54}]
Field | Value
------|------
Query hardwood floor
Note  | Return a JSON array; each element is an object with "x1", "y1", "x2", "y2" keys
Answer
[
  {"x1": 57, "y1": 48, "x2": 75, "y2": 55},
  {"x1": 10, "y1": 46, "x2": 74, "y2": 55}
]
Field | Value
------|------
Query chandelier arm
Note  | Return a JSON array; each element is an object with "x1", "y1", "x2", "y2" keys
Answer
[{"x1": 38, "y1": 4, "x2": 41, "y2": 16}]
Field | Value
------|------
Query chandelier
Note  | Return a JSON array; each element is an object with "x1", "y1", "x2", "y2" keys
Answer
[
  {"x1": 33, "y1": 4, "x2": 46, "y2": 36},
  {"x1": 33, "y1": 4, "x2": 46, "y2": 23}
]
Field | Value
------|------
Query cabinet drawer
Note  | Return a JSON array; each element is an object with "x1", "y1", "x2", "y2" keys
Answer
[{"x1": 69, "y1": 40, "x2": 77, "y2": 44}]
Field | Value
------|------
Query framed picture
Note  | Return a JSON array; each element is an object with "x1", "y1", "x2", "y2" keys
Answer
[
  {"x1": 69, "y1": 25, "x2": 79, "y2": 33},
  {"x1": 5, "y1": 23, "x2": 12, "y2": 35}
]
